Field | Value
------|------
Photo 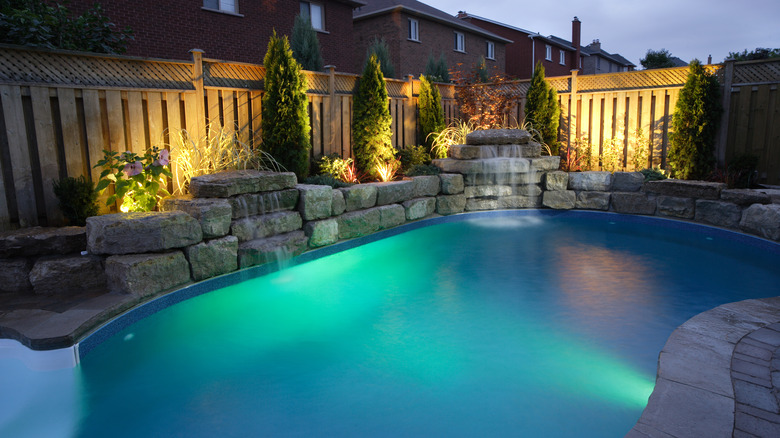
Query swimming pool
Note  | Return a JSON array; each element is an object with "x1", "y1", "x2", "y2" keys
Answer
[{"x1": 2, "y1": 211, "x2": 779, "y2": 437}]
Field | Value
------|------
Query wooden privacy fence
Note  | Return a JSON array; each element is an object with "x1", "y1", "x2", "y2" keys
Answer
[
  {"x1": 0, "y1": 45, "x2": 458, "y2": 229},
  {"x1": 0, "y1": 44, "x2": 777, "y2": 230}
]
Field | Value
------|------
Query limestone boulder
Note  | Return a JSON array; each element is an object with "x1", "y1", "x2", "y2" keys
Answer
[
  {"x1": 238, "y1": 231, "x2": 308, "y2": 268},
  {"x1": 403, "y1": 197, "x2": 436, "y2": 220},
  {"x1": 331, "y1": 190, "x2": 346, "y2": 216},
  {"x1": 436, "y1": 194, "x2": 466, "y2": 215},
  {"x1": 568, "y1": 171, "x2": 612, "y2": 191},
  {"x1": 465, "y1": 185, "x2": 512, "y2": 198},
  {"x1": 105, "y1": 251, "x2": 191, "y2": 297},
  {"x1": 529, "y1": 156, "x2": 561, "y2": 172},
  {"x1": 542, "y1": 191, "x2": 576, "y2": 209},
  {"x1": 337, "y1": 208, "x2": 381, "y2": 239},
  {"x1": 720, "y1": 189, "x2": 771, "y2": 206},
  {"x1": 500, "y1": 196, "x2": 541, "y2": 209},
  {"x1": 0, "y1": 226, "x2": 85, "y2": 258},
  {"x1": 575, "y1": 191, "x2": 611, "y2": 210},
  {"x1": 433, "y1": 158, "x2": 530, "y2": 175},
  {"x1": 695, "y1": 200, "x2": 742, "y2": 228},
  {"x1": 466, "y1": 198, "x2": 499, "y2": 211},
  {"x1": 514, "y1": 184, "x2": 542, "y2": 197},
  {"x1": 29, "y1": 255, "x2": 107, "y2": 295},
  {"x1": 160, "y1": 196, "x2": 232, "y2": 238},
  {"x1": 340, "y1": 185, "x2": 377, "y2": 211},
  {"x1": 657, "y1": 196, "x2": 695, "y2": 219},
  {"x1": 297, "y1": 184, "x2": 333, "y2": 221},
  {"x1": 545, "y1": 171, "x2": 569, "y2": 191},
  {"x1": 86, "y1": 211, "x2": 202, "y2": 255},
  {"x1": 374, "y1": 180, "x2": 415, "y2": 205},
  {"x1": 611, "y1": 193, "x2": 656, "y2": 215},
  {"x1": 230, "y1": 189, "x2": 299, "y2": 218},
  {"x1": 740, "y1": 204, "x2": 780, "y2": 241},
  {"x1": 378, "y1": 204, "x2": 406, "y2": 229},
  {"x1": 231, "y1": 211, "x2": 302, "y2": 242},
  {"x1": 304, "y1": 219, "x2": 338, "y2": 248},
  {"x1": 466, "y1": 129, "x2": 531, "y2": 145},
  {"x1": 612, "y1": 172, "x2": 644, "y2": 192},
  {"x1": 189, "y1": 170, "x2": 297, "y2": 198},
  {"x1": 439, "y1": 174, "x2": 464, "y2": 194},
  {"x1": 644, "y1": 180, "x2": 725, "y2": 200},
  {"x1": 412, "y1": 175, "x2": 441, "y2": 198},
  {"x1": 184, "y1": 236, "x2": 238, "y2": 281},
  {"x1": 0, "y1": 258, "x2": 33, "y2": 294}
]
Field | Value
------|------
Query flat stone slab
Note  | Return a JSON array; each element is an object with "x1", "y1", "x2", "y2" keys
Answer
[
  {"x1": 0, "y1": 226, "x2": 86, "y2": 258},
  {"x1": 657, "y1": 196, "x2": 695, "y2": 219},
  {"x1": 337, "y1": 208, "x2": 381, "y2": 239},
  {"x1": 432, "y1": 158, "x2": 530, "y2": 175},
  {"x1": 230, "y1": 211, "x2": 302, "y2": 242},
  {"x1": 0, "y1": 258, "x2": 33, "y2": 294},
  {"x1": 740, "y1": 203, "x2": 780, "y2": 241},
  {"x1": 184, "y1": 236, "x2": 238, "y2": 281},
  {"x1": 372, "y1": 180, "x2": 415, "y2": 206},
  {"x1": 542, "y1": 190, "x2": 575, "y2": 209},
  {"x1": 296, "y1": 184, "x2": 333, "y2": 220},
  {"x1": 721, "y1": 189, "x2": 771, "y2": 206},
  {"x1": 439, "y1": 173, "x2": 464, "y2": 195},
  {"x1": 695, "y1": 200, "x2": 742, "y2": 229},
  {"x1": 86, "y1": 211, "x2": 202, "y2": 255},
  {"x1": 339, "y1": 184, "x2": 377, "y2": 212},
  {"x1": 237, "y1": 231, "x2": 308, "y2": 268},
  {"x1": 304, "y1": 219, "x2": 338, "y2": 248},
  {"x1": 450, "y1": 143, "x2": 541, "y2": 159},
  {"x1": 230, "y1": 189, "x2": 299, "y2": 218},
  {"x1": 29, "y1": 255, "x2": 107, "y2": 296},
  {"x1": 104, "y1": 251, "x2": 191, "y2": 297},
  {"x1": 403, "y1": 197, "x2": 436, "y2": 220},
  {"x1": 568, "y1": 171, "x2": 612, "y2": 191},
  {"x1": 529, "y1": 156, "x2": 561, "y2": 172},
  {"x1": 412, "y1": 175, "x2": 441, "y2": 198},
  {"x1": 189, "y1": 170, "x2": 297, "y2": 198},
  {"x1": 436, "y1": 194, "x2": 466, "y2": 215},
  {"x1": 612, "y1": 172, "x2": 644, "y2": 192},
  {"x1": 466, "y1": 128, "x2": 531, "y2": 145},
  {"x1": 160, "y1": 196, "x2": 232, "y2": 238},
  {"x1": 611, "y1": 192, "x2": 656, "y2": 215},
  {"x1": 377, "y1": 204, "x2": 406, "y2": 229},
  {"x1": 644, "y1": 179, "x2": 725, "y2": 200}
]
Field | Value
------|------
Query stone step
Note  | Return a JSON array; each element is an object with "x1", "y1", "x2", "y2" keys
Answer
[
  {"x1": 449, "y1": 143, "x2": 541, "y2": 159},
  {"x1": 238, "y1": 231, "x2": 308, "y2": 268},
  {"x1": 230, "y1": 211, "x2": 303, "y2": 242},
  {"x1": 466, "y1": 129, "x2": 531, "y2": 145},
  {"x1": 86, "y1": 211, "x2": 202, "y2": 255},
  {"x1": 433, "y1": 157, "x2": 530, "y2": 174},
  {"x1": 189, "y1": 170, "x2": 297, "y2": 198}
]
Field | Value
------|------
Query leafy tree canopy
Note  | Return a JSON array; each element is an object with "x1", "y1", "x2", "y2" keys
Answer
[
  {"x1": 0, "y1": 0, "x2": 133, "y2": 54},
  {"x1": 726, "y1": 47, "x2": 780, "y2": 62},
  {"x1": 640, "y1": 48, "x2": 676, "y2": 69}
]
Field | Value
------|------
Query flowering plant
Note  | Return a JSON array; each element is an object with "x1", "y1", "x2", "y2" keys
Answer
[{"x1": 94, "y1": 147, "x2": 172, "y2": 212}]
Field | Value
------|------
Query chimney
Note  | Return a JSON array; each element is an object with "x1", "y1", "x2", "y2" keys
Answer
[
  {"x1": 457, "y1": 11, "x2": 467, "y2": 19},
  {"x1": 707, "y1": 54, "x2": 712, "y2": 64},
  {"x1": 590, "y1": 39, "x2": 601, "y2": 51},
  {"x1": 571, "y1": 16, "x2": 581, "y2": 72}
]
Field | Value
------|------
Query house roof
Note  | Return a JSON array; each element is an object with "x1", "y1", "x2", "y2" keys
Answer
[
  {"x1": 457, "y1": 12, "x2": 535, "y2": 36},
  {"x1": 336, "y1": 0, "x2": 368, "y2": 7},
  {"x1": 669, "y1": 56, "x2": 688, "y2": 67},
  {"x1": 581, "y1": 45, "x2": 636, "y2": 67},
  {"x1": 353, "y1": 0, "x2": 512, "y2": 43}
]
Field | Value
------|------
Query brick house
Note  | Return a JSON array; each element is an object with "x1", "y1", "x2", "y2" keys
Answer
[
  {"x1": 580, "y1": 40, "x2": 636, "y2": 74},
  {"x1": 352, "y1": 0, "x2": 510, "y2": 79},
  {"x1": 65, "y1": 0, "x2": 365, "y2": 70},
  {"x1": 458, "y1": 13, "x2": 584, "y2": 80}
]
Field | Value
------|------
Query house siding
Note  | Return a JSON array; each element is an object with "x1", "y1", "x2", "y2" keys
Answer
[{"x1": 65, "y1": 0, "x2": 356, "y2": 70}]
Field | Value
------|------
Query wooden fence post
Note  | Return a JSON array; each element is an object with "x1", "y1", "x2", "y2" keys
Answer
[
  {"x1": 405, "y1": 75, "x2": 416, "y2": 147},
  {"x1": 715, "y1": 59, "x2": 734, "y2": 167},
  {"x1": 326, "y1": 65, "x2": 337, "y2": 155},
  {"x1": 189, "y1": 49, "x2": 206, "y2": 138},
  {"x1": 568, "y1": 69, "x2": 579, "y2": 153}
]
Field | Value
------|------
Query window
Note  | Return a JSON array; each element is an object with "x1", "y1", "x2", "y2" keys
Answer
[
  {"x1": 408, "y1": 18, "x2": 419, "y2": 41},
  {"x1": 559, "y1": 50, "x2": 565, "y2": 65},
  {"x1": 545, "y1": 45, "x2": 552, "y2": 61},
  {"x1": 596, "y1": 57, "x2": 601, "y2": 70},
  {"x1": 203, "y1": 0, "x2": 237, "y2": 14},
  {"x1": 454, "y1": 32, "x2": 465, "y2": 52},
  {"x1": 300, "y1": 1, "x2": 324, "y2": 31},
  {"x1": 486, "y1": 41, "x2": 495, "y2": 60}
]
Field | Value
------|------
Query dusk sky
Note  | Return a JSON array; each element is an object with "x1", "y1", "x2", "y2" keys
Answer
[{"x1": 423, "y1": 0, "x2": 779, "y2": 67}]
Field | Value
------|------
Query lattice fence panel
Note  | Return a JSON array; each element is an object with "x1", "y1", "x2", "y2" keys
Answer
[
  {"x1": 204, "y1": 61, "x2": 265, "y2": 89},
  {"x1": 733, "y1": 60, "x2": 780, "y2": 84},
  {"x1": 385, "y1": 80, "x2": 406, "y2": 98},
  {"x1": 0, "y1": 45, "x2": 193, "y2": 89},
  {"x1": 306, "y1": 72, "x2": 329, "y2": 94},
  {"x1": 437, "y1": 83, "x2": 457, "y2": 100},
  {"x1": 334, "y1": 74, "x2": 358, "y2": 94},
  {"x1": 548, "y1": 77, "x2": 570, "y2": 93},
  {"x1": 576, "y1": 67, "x2": 689, "y2": 92}
]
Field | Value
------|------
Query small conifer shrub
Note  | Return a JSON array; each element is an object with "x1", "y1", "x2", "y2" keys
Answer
[
  {"x1": 261, "y1": 31, "x2": 311, "y2": 180},
  {"x1": 525, "y1": 62, "x2": 560, "y2": 154},
  {"x1": 52, "y1": 175, "x2": 98, "y2": 226},
  {"x1": 290, "y1": 14, "x2": 323, "y2": 71},
  {"x1": 352, "y1": 54, "x2": 394, "y2": 178},
  {"x1": 364, "y1": 38, "x2": 395, "y2": 79},
  {"x1": 418, "y1": 75, "x2": 446, "y2": 153}
]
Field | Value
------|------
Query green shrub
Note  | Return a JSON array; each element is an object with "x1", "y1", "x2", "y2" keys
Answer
[
  {"x1": 667, "y1": 60, "x2": 722, "y2": 180},
  {"x1": 424, "y1": 52, "x2": 449, "y2": 83},
  {"x1": 352, "y1": 54, "x2": 394, "y2": 178},
  {"x1": 430, "y1": 119, "x2": 475, "y2": 159},
  {"x1": 396, "y1": 145, "x2": 431, "y2": 173},
  {"x1": 303, "y1": 174, "x2": 353, "y2": 188},
  {"x1": 418, "y1": 75, "x2": 445, "y2": 152},
  {"x1": 524, "y1": 62, "x2": 560, "y2": 154},
  {"x1": 474, "y1": 56, "x2": 489, "y2": 83},
  {"x1": 52, "y1": 175, "x2": 98, "y2": 226},
  {"x1": 641, "y1": 167, "x2": 668, "y2": 182},
  {"x1": 261, "y1": 31, "x2": 311, "y2": 180},
  {"x1": 364, "y1": 38, "x2": 395, "y2": 79},
  {"x1": 405, "y1": 164, "x2": 441, "y2": 176},
  {"x1": 290, "y1": 13, "x2": 323, "y2": 71}
]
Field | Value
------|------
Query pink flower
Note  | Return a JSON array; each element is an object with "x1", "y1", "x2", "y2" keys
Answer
[
  {"x1": 154, "y1": 149, "x2": 170, "y2": 167},
  {"x1": 123, "y1": 161, "x2": 143, "y2": 176}
]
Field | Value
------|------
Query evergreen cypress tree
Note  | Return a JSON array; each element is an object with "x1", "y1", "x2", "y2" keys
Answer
[
  {"x1": 525, "y1": 62, "x2": 560, "y2": 154},
  {"x1": 352, "y1": 54, "x2": 394, "y2": 177},
  {"x1": 667, "y1": 60, "x2": 722, "y2": 180},
  {"x1": 261, "y1": 31, "x2": 311, "y2": 180},
  {"x1": 364, "y1": 38, "x2": 395, "y2": 79},
  {"x1": 290, "y1": 14, "x2": 323, "y2": 71},
  {"x1": 418, "y1": 75, "x2": 445, "y2": 154},
  {"x1": 424, "y1": 52, "x2": 450, "y2": 83},
  {"x1": 475, "y1": 56, "x2": 489, "y2": 83}
]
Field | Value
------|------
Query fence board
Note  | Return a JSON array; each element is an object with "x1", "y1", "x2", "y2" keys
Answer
[
  {"x1": 30, "y1": 86, "x2": 62, "y2": 223},
  {"x1": 733, "y1": 87, "x2": 753, "y2": 157},
  {"x1": 404, "y1": 98, "x2": 415, "y2": 147},
  {"x1": 341, "y1": 95, "x2": 351, "y2": 158},
  {"x1": 207, "y1": 89, "x2": 220, "y2": 130},
  {"x1": 222, "y1": 90, "x2": 235, "y2": 135},
  {"x1": 251, "y1": 91, "x2": 262, "y2": 146},
  {"x1": 331, "y1": 96, "x2": 342, "y2": 157},
  {"x1": 57, "y1": 87, "x2": 85, "y2": 177},
  {"x1": 82, "y1": 89, "x2": 111, "y2": 213},
  {"x1": 321, "y1": 96, "x2": 332, "y2": 156},
  {"x1": 310, "y1": 96, "x2": 322, "y2": 156},
  {"x1": 165, "y1": 92, "x2": 185, "y2": 193},
  {"x1": 236, "y1": 91, "x2": 250, "y2": 145},
  {"x1": 639, "y1": 90, "x2": 653, "y2": 166},
  {"x1": 591, "y1": 94, "x2": 603, "y2": 160},
  {"x1": 127, "y1": 91, "x2": 145, "y2": 155},
  {"x1": 1, "y1": 85, "x2": 37, "y2": 226},
  {"x1": 751, "y1": 84, "x2": 770, "y2": 158},
  {"x1": 766, "y1": 87, "x2": 780, "y2": 182},
  {"x1": 0, "y1": 150, "x2": 8, "y2": 229},
  {"x1": 105, "y1": 90, "x2": 126, "y2": 153},
  {"x1": 147, "y1": 92, "x2": 164, "y2": 147},
  {"x1": 184, "y1": 92, "x2": 200, "y2": 138}
]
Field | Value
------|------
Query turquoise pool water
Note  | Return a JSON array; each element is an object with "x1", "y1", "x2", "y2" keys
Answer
[{"x1": 2, "y1": 211, "x2": 780, "y2": 437}]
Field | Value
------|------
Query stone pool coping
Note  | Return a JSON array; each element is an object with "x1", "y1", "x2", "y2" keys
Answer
[{"x1": 3, "y1": 210, "x2": 780, "y2": 437}]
